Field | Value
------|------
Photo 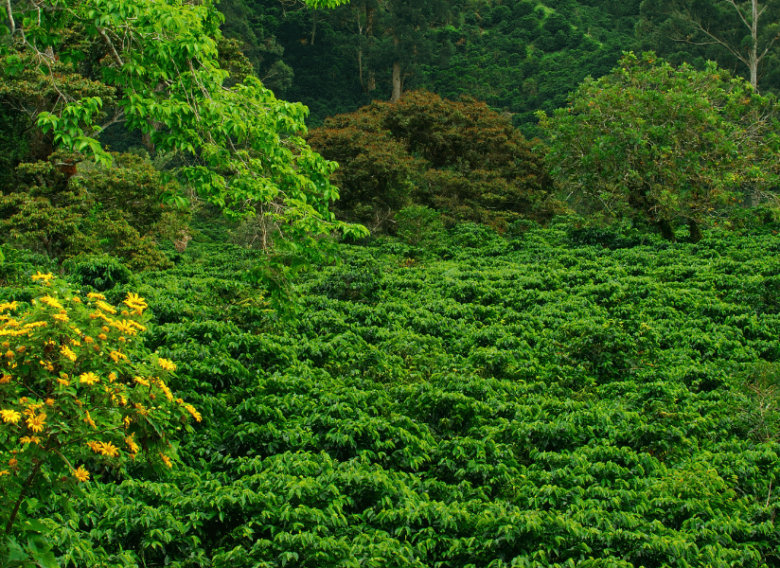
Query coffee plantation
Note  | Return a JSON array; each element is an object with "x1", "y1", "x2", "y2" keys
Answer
[{"x1": 3, "y1": 220, "x2": 780, "y2": 567}]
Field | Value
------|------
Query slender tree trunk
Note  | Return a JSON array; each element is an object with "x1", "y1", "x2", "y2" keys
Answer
[
  {"x1": 366, "y1": 6, "x2": 376, "y2": 92},
  {"x1": 311, "y1": 10, "x2": 318, "y2": 46},
  {"x1": 749, "y1": 0, "x2": 758, "y2": 89},
  {"x1": 688, "y1": 219, "x2": 703, "y2": 243},
  {"x1": 391, "y1": 61, "x2": 402, "y2": 102},
  {"x1": 391, "y1": 35, "x2": 402, "y2": 102}
]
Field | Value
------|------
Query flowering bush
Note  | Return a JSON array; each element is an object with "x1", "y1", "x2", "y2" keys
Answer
[{"x1": 0, "y1": 272, "x2": 199, "y2": 548}]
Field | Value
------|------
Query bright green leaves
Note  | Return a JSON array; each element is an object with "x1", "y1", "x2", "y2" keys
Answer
[
  {"x1": 538, "y1": 52, "x2": 780, "y2": 241},
  {"x1": 4, "y1": 0, "x2": 366, "y2": 282}
]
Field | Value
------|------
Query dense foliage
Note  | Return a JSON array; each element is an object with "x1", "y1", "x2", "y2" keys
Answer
[
  {"x1": 539, "y1": 53, "x2": 780, "y2": 241},
  {"x1": 3, "y1": 217, "x2": 780, "y2": 566},
  {"x1": 0, "y1": 0, "x2": 366, "y2": 282},
  {"x1": 308, "y1": 91, "x2": 558, "y2": 231},
  {"x1": 225, "y1": 0, "x2": 643, "y2": 134}
]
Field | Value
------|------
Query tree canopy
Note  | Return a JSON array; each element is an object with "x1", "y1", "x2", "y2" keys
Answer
[
  {"x1": 538, "y1": 52, "x2": 780, "y2": 241},
  {"x1": 1, "y1": 0, "x2": 366, "y2": 269}
]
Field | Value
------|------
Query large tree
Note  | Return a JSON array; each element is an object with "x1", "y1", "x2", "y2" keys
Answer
[
  {"x1": 538, "y1": 52, "x2": 780, "y2": 241},
  {"x1": 1, "y1": 0, "x2": 366, "y2": 269}
]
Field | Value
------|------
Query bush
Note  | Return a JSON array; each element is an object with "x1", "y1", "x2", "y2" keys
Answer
[{"x1": 0, "y1": 273, "x2": 199, "y2": 566}]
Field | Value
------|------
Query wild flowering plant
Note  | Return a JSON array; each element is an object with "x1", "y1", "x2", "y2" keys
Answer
[{"x1": 0, "y1": 272, "x2": 200, "y2": 540}]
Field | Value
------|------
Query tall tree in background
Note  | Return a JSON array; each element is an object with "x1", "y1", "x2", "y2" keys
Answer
[
  {"x1": 638, "y1": 0, "x2": 780, "y2": 92},
  {"x1": 381, "y1": 0, "x2": 451, "y2": 101}
]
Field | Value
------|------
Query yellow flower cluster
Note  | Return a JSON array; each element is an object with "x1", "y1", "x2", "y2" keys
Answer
[
  {"x1": 157, "y1": 358, "x2": 177, "y2": 372},
  {"x1": 0, "y1": 275, "x2": 201, "y2": 490},
  {"x1": 86, "y1": 440, "x2": 120, "y2": 457},
  {"x1": 124, "y1": 293, "x2": 148, "y2": 316},
  {"x1": 31, "y1": 272, "x2": 54, "y2": 284}
]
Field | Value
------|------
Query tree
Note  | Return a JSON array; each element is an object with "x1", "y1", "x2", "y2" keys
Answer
[
  {"x1": 0, "y1": 0, "x2": 366, "y2": 273},
  {"x1": 538, "y1": 52, "x2": 780, "y2": 241},
  {"x1": 638, "y1": 0, "x2": 780, "y2": 93},
  {"x1": 309, "y1": 90, "x2": 558, "y2": 231}
]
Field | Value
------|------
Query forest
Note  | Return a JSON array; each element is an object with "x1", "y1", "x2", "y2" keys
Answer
[{"x1": 2, "y1": 0, "x2": 780, "y2": 566}]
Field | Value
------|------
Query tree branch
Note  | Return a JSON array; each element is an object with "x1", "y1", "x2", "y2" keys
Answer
[
  {"x1": 5, "y1": 0, "x2": 15, "y2": 35},
  {"x1": 97, "y1": 25, "x2": 124, "y2": 67}
]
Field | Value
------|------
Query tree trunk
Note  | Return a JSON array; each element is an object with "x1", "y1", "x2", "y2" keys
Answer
[
  {"x1": 688, "y1": 218, "x2": 703, "y2": 243},
  {"x1": 311, "y1": 10, "x2": 318, "y2": 46},
  {"x1": 658, "y1": 219, "x2": 676, "y2": 242},
  {"x1": 749, "y1": 0, "x2": 758, "y2": 89},
  {"x1": 391, "y1": 61, "x2": 402, "y2": 102}
]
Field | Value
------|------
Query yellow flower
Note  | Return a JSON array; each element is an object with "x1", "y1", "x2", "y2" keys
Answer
[
  {"x1": 134, "y1": 376, "x2": 150, "y2": 387},
  {"x1": 159, "y1": 453, "x2": 172, "y2": 468},
  {"x1": 157, "y1": 358, "x2": 177, "y2": 372},
  {"x1": 79, "y1": 372, "x2": 100, "y2": 386},
  {"x1": 23, "y1": 321, "x2": 47, "y2": 330},
  {"x1": 53, "y1": 312, "x2": 69, "y2": 323},
  {"x1": 134, "y1": 403, "x2": 149, "y2": 416},
  {"x1": 1, "y1": 409, "x2": 21, "y2": 424},
  {"x1": 19, "y1": 436, "x2": 41, "y2": 444},
  {"x1": 158, "y1": 380, "x2": 174, "y2": 402},
  {"x1": 87, "y1": 292, "x2": 106, "y2": 301},
  {"x1": 61, "y1": 345, "x2": 77, "y2": 362},
  {"x1": 0, "y1": 301, "x2": 19, "y2": 312},
  {"x1": 0, "y1": 373, "x2": 11, "y2": 384},
  {"x1": 128, "y1": 321, "x2": 147, "y2": 332},
  {"x1": 98, "y1": 333, "x2": 107, "y2": 340},
  {"x1": 98, "y1": 442, "x2": 119, "y2": 457},
  {"x1": 26, "y1": 413, "x2": 46, "y2": 433},
  {"x1": 86, "y1": 440, "x2": 102, "y2": 453},
  {"x1": 84, "y1": 336, "x2": 94, "y2": 344},
  {"x1": 83, "y1": 411, "x2": 96, "y2": 429},
  {"x1": 110, "y1": 351, "x2": 128, "y2": 363},
  {"x1": 123, "y1": 415, "x2": 132, "y2": 428},
  {"x1": 0, "y1": 470, "x2": 9, "y2": 477},
  {"x1": 95, "y1": 301, "x2": 117, "y2": 315},
  {"x1": 124, "y1": 293, "x2": 148, "y2": 315},
  {"x1": 8, "y1": 458, "x2": 17, "y2": 467},
  {"x1": 125, "y1": 434, "x2": 139, "y2": 455},
  {"x1": 31, "y1": 271, "x2": 54, "y2": 284},
  {"x1": 45, "y1": 398, "x2": 55, "y2": 406},
  {"x1": 109, "y1": 372, "x2": 117, "y2": 382},
  {"x1": 184, "y1": 404, "x2": 202, "y2": 422},
  {"x1": 71, "y1": 296, "x2": 82, "y2": 304},
  {"x1": 74, "y1": 466, "x2": 90, "y2": 482},
  {"x1": 57, "y1": 376, "x2": 70, "y2": 387},
  {"x1": 5, "y1": 350, "x2": 14, "y2": 359},
  {"x1": 40, "y1": 296, "x2": 63, "y2": 310},
  {"x1": 15, "y1": 345, "x2": 25, "y2": 354},
  {"x1": 111, "y1": 320, "x2": 136, "y2": 335}
]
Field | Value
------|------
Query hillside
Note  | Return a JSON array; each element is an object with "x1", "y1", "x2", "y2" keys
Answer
[{"x1": 5, "y1": 222, "x2": 780, "y2": 566}]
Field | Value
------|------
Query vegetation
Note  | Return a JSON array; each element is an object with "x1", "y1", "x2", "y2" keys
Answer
[
  {"x1": 539, "y1": 52, "x2": 780, "y2": 242},
  {"x1": 3, "y1": 0, "x2": 780, "y2": 565},
  {"x1": 3, "y1": 220, "x2": 780, "y2": 566},
  {"x1": 309, "y1": 90, "x2": 559, "y2": 231}
]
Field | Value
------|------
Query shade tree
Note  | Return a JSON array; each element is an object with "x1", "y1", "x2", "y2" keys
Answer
[{"x1": 538, "y1": 52, "x2": 780, "y2": 241}]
